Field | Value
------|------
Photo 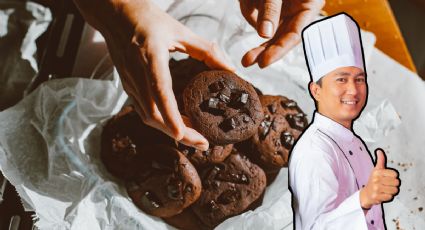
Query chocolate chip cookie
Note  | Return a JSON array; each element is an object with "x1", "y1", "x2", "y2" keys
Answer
[
  {"x1": 100, "y1": 105, "x2": 174, "y2": 180},
  {"x1": 178, "y1": 143, "x2": 233, "y2": 168},
  {"x1": 248, "y1": 95, "x2": 308, "y2": 172},
  {"x1": 170, "y1": 58, "x2": 210, "y2": 112},
  {"x1": 183, "y1": 70, "x2": 264, "y2": 145},
  {"x1": 126, "y1": 145, "x2": 202, "y2": 218},
  {"x1": 192, "y1": 150, "x2": 266, "y2": 228}
]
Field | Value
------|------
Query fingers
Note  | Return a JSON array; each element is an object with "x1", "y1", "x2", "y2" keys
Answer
[
  {"x1": 139, "y1": 45, "x2": 186, "y2": 140},
  {"x1": 374, "y1": 148, "x2": 387, "y2": 169},
  {"x1": 125, "y1": 41, "x2": 209, "y2": 150},
  {"x1": 179, "y1": 127, "x2": 209, "y2": 151},
  {"x1": 257, "y1": 0, "x2": 283, "y2": 38},
  {"x1": 242, "y1": 7, "x2": 318, "y2": 68},
  {"x1": 241, "y1": 45, "x2": 267, "y2": 67},
  {"x1": 239, "y1": 0, "x2": 258, "y2": 28},
  {"x1": 181, "y1": 115, "x2": 209, "y2": 151},
  {"x1": 181, "y1": 30, "x2": 235, "y2": 72},
  {"x1": 381, "y1": 176, "x2": 400, "y2": 187},
  {"x1": 241, "y1": 31, "x2": 300, "y2": 68}
]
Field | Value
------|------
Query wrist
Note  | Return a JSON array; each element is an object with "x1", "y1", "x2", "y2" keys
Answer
[{"x1": 359, "y1": 188, "x2": 372, "y2": 210}]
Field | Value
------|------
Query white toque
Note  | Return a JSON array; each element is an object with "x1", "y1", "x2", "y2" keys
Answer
[{"x1": 302, "y1": 13, "x2": 365, "y2": 82}]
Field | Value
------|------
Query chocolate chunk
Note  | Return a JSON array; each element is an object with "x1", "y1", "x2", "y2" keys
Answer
[
  {"x1": 220, "y1": 117, "x2": 239, "y2": 132},
  {"x1": 184, "y1": 184, "x2": 193, "y2": 193},
  {"x1": 216, "y1": 172, "x2": 250, "y2": 184},
  {"x1": 217, "y1": 188, "x2": 240, "y2": 204},
  {"x1": 209, "y1": 81, "x2": 225, "y2": 92},
  {"x1": 268, "y1": 103, "x2": 277, "y2": 114},
  {"x1": 167, "y1": 180, "x2": 183, "y2": 200},
  {"x1": 208, "y1": 98, "x2": 220, "y2": 109},
  {"x1": 202, "y1": 149, "x2": 211, "y2": 156},
  {"x1": 281, "y1": 100, "x2": 297, "y2": 108},
  {"x1": 230, "y1": 91, "x2": 249, "y2": 109},
  {"x1": 218, "y1": 93, "x2": 231, "y2": 103},
  {"x1": 273, "y1": 138, "x2": 281, "y2": 147},
  {"x1": 180, "y1": 146, "x2": 196, "y2": 157},
  {"x1": 233, "y1": 92, "x2": 249, "y2": 104},
  {"x1": 206, "y1": 200, "x2": 220, "y2": 212},
  {"x1": 141, "y1": 191, "x2": 162, "y2": 209},
  {"x1": 259, "y1": 120, "x2": 272, "y2": 140},
  {"x1": 286, "y1": 113, "x2": 307, "y2": 131},
  {"x1": 201, "y1": 98, "x2": 225, "y2": 115},
  {"x1": 281, "y1": 131, "x2": 295, "y2": 149},
  {"x1": 242, "y1": 114, "x2": 250, "y2": 123},
  {"x1": 112, "y1": 135, "x2": 136, "y2": 155}
]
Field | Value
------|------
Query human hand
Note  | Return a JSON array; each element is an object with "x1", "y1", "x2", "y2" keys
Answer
[
  {"x1": 360, "y1": 149, "x2": 400, "y2": 210},
  {"x1": 73, "y1": 0, "x2": 234, "y2": 150},
  {"x1": 239, "y1": 0, "x2": 324, "y2": 68}
]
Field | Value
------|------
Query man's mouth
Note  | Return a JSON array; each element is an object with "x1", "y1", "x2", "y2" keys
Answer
[{"x1": 341, "y1": 99, "x2": 358, "y2": 105}]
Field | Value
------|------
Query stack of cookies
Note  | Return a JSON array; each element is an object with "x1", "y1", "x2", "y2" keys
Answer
[{"x1": 100, "y1": 58, "x2": 308, "y2": 229}]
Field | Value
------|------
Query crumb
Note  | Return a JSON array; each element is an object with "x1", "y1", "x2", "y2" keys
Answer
[
  {"x1": 419, "y1": 207, "x2": 423, "y2": 212},
  {"x1": 413, "y1": 197, "x2": 418, "y2": 200}
]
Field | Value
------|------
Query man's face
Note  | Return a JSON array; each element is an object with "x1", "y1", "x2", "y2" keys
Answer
[{"x1": 310, "y1": 66, "x2": 367, "y2": 128}]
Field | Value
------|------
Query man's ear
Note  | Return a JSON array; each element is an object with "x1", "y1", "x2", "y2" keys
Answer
[{"x1": 309, "y1": 82, "x2": 320, "y2": 102}]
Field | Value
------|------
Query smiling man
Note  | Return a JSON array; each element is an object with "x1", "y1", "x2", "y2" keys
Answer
[{"x1": 288, "y1": 13, "x2": 400, "y2": 229}]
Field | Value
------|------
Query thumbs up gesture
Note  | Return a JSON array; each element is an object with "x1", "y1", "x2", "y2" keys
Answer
[{"x1": 360, "y1": 148, "x2": 400, "y2": 210}]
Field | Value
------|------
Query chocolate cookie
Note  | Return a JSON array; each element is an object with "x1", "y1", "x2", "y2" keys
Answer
[
  {"x1": 178, "y1": 143, "x2": 233, "y2": 168},
  {"x1": 126, "y1": 145, "x2": 202, "y2": 218},
  {"x1": 183, "y1": 70, "x2": 264, "y2": 145},
  {"x1": 248, "y1": 95, "x2": 308, "y2": 172},
  {"x1": 100, "y1": 105, "x2": 174, "y2": 180},
  {"x1": 192, "y1": 150, "x2": 266, "y2": 228},
  {"x1": 170, "y1": 58, "x2": 210, "y2": 112}
]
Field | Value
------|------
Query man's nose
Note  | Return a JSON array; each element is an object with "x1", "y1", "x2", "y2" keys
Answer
[{"x1": 346, "y1": 81, "x2": 358, "y2": 95}]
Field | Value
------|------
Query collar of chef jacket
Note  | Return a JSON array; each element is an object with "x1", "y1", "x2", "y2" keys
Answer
[{"x1": 313, "y1": 112, "x2": 356, "y2": 145}]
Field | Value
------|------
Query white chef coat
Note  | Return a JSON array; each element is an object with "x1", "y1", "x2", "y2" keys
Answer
[{"x1": 289, "y1": 112, "x2": 385, "y2": 229}]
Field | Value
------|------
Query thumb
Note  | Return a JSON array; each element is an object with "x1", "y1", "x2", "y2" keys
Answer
[
  {"x1": 374, "y1": 148, "x2": 387, "y2": 169},
  {"x1": 257, "y1": 0, "x2": 282, "y2": 38},
  {"x1": 181, "y1": 30, "x2": 235, "y2": 72}
]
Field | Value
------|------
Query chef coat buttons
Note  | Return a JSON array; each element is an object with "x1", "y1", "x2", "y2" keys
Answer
[
  {"x1": 349, "y1": 150, "x2": 353, "y2": 155},
  {"x1": 371, "y1": 220, "x2": 374, "y2": 225}
]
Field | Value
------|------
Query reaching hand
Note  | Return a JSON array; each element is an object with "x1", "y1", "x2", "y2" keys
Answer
[
  {"x1": 74, "y1": 0, "x2": 235, "y2": 150},
  {"x1": 360, "y1": 149, "x2": 400, "y2": 210},
  {"x1": 239, "y1": 0, "x2": 324, "y2": 68}
]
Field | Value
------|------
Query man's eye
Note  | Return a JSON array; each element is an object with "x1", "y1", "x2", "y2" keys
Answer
[
  {"x1": 356, "y1": 78, "x2": 365, "y2": 83},
  {"x1": 336, "y1": 78, "x2": 346, "y2": 82}
]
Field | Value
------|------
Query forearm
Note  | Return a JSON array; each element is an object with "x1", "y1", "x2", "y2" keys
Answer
[{"x1": 72, "y1": 0, "x2": 150, "y2": 43}]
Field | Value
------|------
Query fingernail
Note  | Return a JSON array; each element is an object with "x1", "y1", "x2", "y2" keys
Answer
[
  {"x1": 196, "y1": 141, "x2": 209, "y2": 151},
  {"x1": 260, "y1": 20, "x2": 273, "y2": 38}
]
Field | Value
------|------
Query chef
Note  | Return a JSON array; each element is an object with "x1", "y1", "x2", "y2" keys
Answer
[{"x1": 288, "y1": 13, "x2": 400, "y2": 229}]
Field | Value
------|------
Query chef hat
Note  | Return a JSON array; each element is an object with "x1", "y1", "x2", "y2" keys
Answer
[{"x1": 302, "y1": 13, "x2": 365, "y2": 82}]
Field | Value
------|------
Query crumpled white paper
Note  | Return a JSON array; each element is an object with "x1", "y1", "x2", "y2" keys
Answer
[
  {"x1": 0, "y1": 1, "x2": 52, "y2": 110},
  {"x1": 0, "y1": 0, "x2": 423, "y2": 229}
]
